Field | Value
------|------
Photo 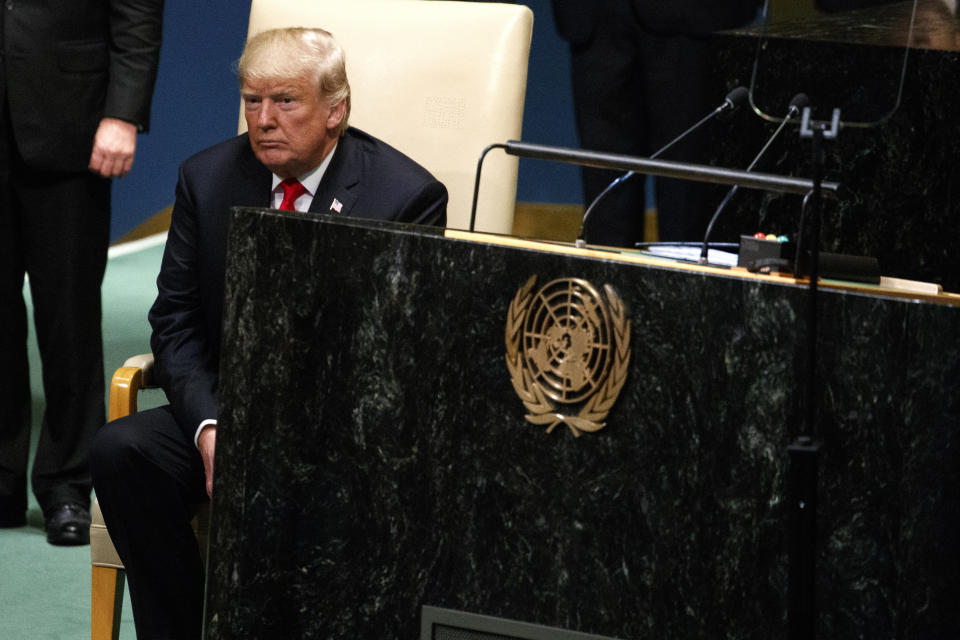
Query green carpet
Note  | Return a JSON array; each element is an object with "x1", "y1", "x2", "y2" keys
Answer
[{"x1": 1, "y1": 236, "x2": 167, "y2": 640}]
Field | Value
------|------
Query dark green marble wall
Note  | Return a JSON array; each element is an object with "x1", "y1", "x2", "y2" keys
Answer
[{"x1": 206, "y1": 209, "x2": 959, "y2": 639}]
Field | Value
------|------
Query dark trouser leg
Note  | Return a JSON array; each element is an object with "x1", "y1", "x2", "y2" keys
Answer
[
  {"x1": 12, "y1": 164, "x2": 111, "y2": 511},
  {"x1": 91, "y1": 405, "x2": 208, "y2": 640},
  {"x1": 567, "y1": 0, "x2": 646, "y2": 247},
  {"x1": 567, "y1": 1, "x2": 720, "y2": 244},
  {"x1": 640, "y1": 33, "x2": 715, "y2": 243},
  {"x1": 0, "y1": 90, "x2": 31, "y2": 524},
  {"x1": 0, "y1": 190, "x2": 31, "y2": 522}
]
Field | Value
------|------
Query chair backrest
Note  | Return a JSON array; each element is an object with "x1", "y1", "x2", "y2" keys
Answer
[{"x1": 241, "y1": 0, "x2": 533, "y2": 234}]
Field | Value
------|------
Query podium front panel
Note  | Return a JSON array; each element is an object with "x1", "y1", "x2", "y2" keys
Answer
[{"x1": 204, "y1": 208, "x2": 960, "y2": 639}]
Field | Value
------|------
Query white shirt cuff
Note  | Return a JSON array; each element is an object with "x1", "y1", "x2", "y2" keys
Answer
[{"x1": 194, "y1": 419, "x2": 218, "y2": 449}]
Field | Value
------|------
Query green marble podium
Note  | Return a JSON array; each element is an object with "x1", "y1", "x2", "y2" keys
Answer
[{"x1": 204, "y1": 207, "x2": 960, "y2": 639}]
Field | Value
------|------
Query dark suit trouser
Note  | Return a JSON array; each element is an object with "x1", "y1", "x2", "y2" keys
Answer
[
  {"x1": 91, "y1": 405, "x2": 208, "y2": 640},
  {"x1": 566, "y1": 0, "x2": 716, "y2": 245},
  {"x1": 0, "y1": 90, "x2": 110, "y2": 517}
]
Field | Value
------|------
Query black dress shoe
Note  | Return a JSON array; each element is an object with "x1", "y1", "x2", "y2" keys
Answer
[{"x1": 44, "y1": 503, "x2": 91, "y2": 546}]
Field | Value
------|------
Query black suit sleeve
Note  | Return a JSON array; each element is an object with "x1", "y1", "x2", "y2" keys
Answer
[
  {"x1": 148, "y1": 164, "x2": 220, "y2": 441},
  {"x1": 395, "y1": 180, "x2": 448, "y2": 227},
  {"x1": 3, "y1": 0, "x2": 163, "y2": 168},
  {"x1": 106, "y1": 0, "x2": 165, "y2": 131}
]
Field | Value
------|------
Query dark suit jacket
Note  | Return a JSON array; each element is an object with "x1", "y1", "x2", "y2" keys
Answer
[
  {"x1": 148, "y1": 127, "x2": 448, "y2": 439},
  {"x1": 1, "y1": 0, "x2": 163, "y2": 171},
  {"x1": 551, "y1": 0, "x2": 760, "y2": 44}
]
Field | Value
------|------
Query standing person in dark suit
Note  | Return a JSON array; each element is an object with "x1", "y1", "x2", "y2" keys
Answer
[
  {"x1": 551, "y1": 0, "x2": 760, "y2": 245},
  {"x1": 91, "y1": 27, "x2": 447, "y2": 639},
  {"x1": 0, "y1": 0, "x2": 164, "y2": 544}
]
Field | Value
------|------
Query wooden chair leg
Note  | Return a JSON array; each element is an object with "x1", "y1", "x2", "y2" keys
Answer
[{"x1": 92, "y1": 565, "x2": 125, "y2": 640}]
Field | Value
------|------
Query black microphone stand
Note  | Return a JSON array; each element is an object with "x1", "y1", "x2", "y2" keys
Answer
[{"x1": 787, "y1": 106, "x2": 840, "y2": 640}]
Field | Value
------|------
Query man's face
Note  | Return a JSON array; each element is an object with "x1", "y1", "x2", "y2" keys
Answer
[{"x1": 242, "y1": 75, "x2": 344, "y2": 179}]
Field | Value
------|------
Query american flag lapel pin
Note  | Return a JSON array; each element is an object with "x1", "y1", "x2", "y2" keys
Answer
[{"x1": 330, "y1": 198, "x2": 343, "y2": 213}]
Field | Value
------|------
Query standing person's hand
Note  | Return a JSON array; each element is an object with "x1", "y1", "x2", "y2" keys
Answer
[{"x1": 89, "y1": 117, "x2": 138, "y2": 178}]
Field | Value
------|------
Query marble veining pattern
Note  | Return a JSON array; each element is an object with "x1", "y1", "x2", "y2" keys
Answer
[{"x1": 204, "y1": 210, "x2": 959, "y2": 639}]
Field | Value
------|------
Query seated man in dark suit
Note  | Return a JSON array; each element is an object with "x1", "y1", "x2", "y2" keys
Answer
[{"x1": 91, "y1": 27, "x2": 447, "y2": 640}]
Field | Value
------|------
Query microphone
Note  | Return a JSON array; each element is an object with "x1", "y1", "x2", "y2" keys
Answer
[
  {"x1": 698, "y1": 92, "x2": 809, "y2": 264},
  {"x1": 576, "y1": 86, "x2": 750, "y2": 247},
  {"x1": 719, "y1": 86, "x2": 751, "y2": 116}
]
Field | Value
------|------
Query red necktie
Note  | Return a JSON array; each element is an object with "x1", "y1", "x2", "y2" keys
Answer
[{"x1": 278, "y1": 178, "x2": 307, "y2": 211}]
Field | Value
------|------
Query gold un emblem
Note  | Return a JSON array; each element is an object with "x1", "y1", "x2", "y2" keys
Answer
[{"x1": 506, "y1": 276, "x2": 630, "y2": 437}]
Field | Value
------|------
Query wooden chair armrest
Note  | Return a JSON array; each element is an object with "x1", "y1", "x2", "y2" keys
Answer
[
  {"x1": 108, "y1": 353, "x2": 156, "y2": 422},
  {"x1": 122, "y1": 353, "x2": 156, "y2": 387}
]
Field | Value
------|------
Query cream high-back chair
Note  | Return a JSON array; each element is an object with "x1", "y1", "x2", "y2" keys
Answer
[
  {"x1": 90, "y1": 3, "x2": 533, "y2": 638},
  {"x1": 241, "y1": 0, "x2": 533, "y2": 233}
]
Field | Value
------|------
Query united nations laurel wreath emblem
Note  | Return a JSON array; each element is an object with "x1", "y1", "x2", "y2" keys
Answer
[{"x1": 505, "y1": 276, "x2": 631, "y2": 437}]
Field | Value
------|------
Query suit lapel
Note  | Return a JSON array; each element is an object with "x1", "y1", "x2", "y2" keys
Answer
[{"x1": 309, "y1": 131, "x2": 361, "y2": 217}]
